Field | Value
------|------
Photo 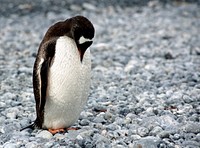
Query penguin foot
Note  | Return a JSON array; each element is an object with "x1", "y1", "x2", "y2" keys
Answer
[
  {"x1": 48, "y1": 128, "x2": 66, "y2": 134},
  {"x1": 48, "y1": 127, "x2": 80, "y2": 134}
]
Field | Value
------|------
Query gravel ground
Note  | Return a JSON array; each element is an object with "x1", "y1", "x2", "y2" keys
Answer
[{"x1": 0, "y1": 0, "x2": 200, "y2": 147}]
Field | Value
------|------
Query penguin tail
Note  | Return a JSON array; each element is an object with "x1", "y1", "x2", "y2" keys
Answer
[{"x1": 20, "y1": 123, "x2": 36, "y2": 131}]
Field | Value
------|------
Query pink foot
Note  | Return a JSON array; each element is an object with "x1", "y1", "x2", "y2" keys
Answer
[{"x1": 48, "y1": 128, "x2": 65, "y2": 134}]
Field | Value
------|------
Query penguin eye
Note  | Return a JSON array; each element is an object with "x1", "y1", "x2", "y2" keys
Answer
[{"x1": 78, "y1": 36, "x2": 92, "y2": 44}]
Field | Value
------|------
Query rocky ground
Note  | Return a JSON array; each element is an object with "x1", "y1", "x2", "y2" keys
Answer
[{"x1": 0, "y1": 0, "x2": 200, "y2": 147}]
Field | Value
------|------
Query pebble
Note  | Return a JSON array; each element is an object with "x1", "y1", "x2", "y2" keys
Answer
[
  {"x1": 6, "y1": 112, "x2": 17, "y2": 119},
  {"x1": 36, "y1": 130, "x2": 53, "y2": 139},
  {"x1": 158, "y1": 131, "x2": 170, "y2": 138},
  {"x1": 172, "y1": 134, "x2": 180, "y2": 140},
  {"x1": 150, "y1": 126, "x2": 163, "y2": 136},
  {"x1": 3, "y1": 143, "x2": 16, "y2": 148},
  {"x1": 182, "y1": 122, "x2": 200, "y2": 134},
  {"x1": 93, "y1": 114, "x2": 106, "y2": 123},
  {"x1": 131, "y1": 135, "x2": 141, "y2": 140},
  {"x1": 25, "y1": 142, "x2": 39, "y2": 148},
  {"x1": 182, "y1": 140, "x2": 200, "y2": 147},
  {"x1": 54, "y1": 133, "x2": 66, "y2": 140},
  {"x1": 80, "y1": 119, "x2": 90, "y2": 126},
  {"x1": 93, "y1": 133, "x2": 110, "y2": 146},
  {"x1": 82, "y1": 3, "x2": 97, "y2": 11},
  {"x1": 137, "y1": 127, "x2": 149, "y2": 137},
  {"x1": 134, "y1": 136, "x2": 161, "y2": 148},
  {"x1": 78, "y1": 130, "x2": 95, "y2": 138}
]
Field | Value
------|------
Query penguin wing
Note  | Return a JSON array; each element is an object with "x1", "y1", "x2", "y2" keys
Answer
[{"x1": 33, "y1": 39, "x2": 56, "y2": 128}]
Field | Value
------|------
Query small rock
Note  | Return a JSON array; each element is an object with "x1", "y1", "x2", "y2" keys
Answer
[
  {"x1": 195, "y1": 133, "x2": 200, "y2": 142},
  {"x1": 82, "y1": 3, "x2": 97, "y2": 11},
  {"x1": 158, "y1": 131, "x2": 170, "y2": 138},
  {"x1": 182, "y1": 95, "x2": 193, "y2": 103},
  {"x1": 194, "y1": 47, "x2": 200, "y2": 55},
  {"x1": 3, "y1": 143, "x2": 16, "y2": 148},
  {"x1": 164, "y1": 52, "x2": 174, "y2": 59},
  {"x1": 93, "y1": 133, "x2": 110, "y2": 146},
  {"x1": 76, "y1": 134, "x2": 83, "y2": 141},
  {"x1": 93, "y1": 105, "x2": 107, "y2": 112},
  {"x1": 6, "y1": 112, "x2": 17, "y2": 119},
  {"x1": 80, "y1": 119, "x2": 90, "y2": 126},
  {"x1": 131, "y1": 135, "x2": 141, "y2": 140},
  {"x1": 25, "y1": 142, "x2": 38, "y2": 148},
  {"x1": 104, "y1": 111, "x2": 114, "y2": 121},
  {"x1": 54, "y1": 133, "x2": 66, "y2": 140},
  {"x1": 182, "y1": 122, "x2": 200, "y2": 134},
  {"x1": 124, "y1": 117, "x2": 132, "y2": 124},
  {"x1": 93, "y1": 114, "x2": 106, "y2": 123},
  {"x1": 184, "y1": 133, "x2": 196, "y2": 140},
  {"x1": 0, "y1": 102, "x2": 6, "y2": 108},
  {"x1": 150, "y1": 126, "x2": 163, "y2": 136},
  {"x1": 137, "y1": 127, "x2": 149, "y2": 137},
  {"x1": 36, "y1": 130, "x2": 53, "y2": 139},
  {"x1": 78, "y1": 130, "x2": 94, "y2": 138},
  {"x1": 182, "y1": 140, "x2": 200, "y2": 147},
  {"x1": 66, "y1": 130, "x2": 80, "y2": 140},
  {"x1": 70, "y1": 5, "x2": 82, "y2": 11},
  {"x1": 172, "y1": 134, "x2": 180, "y2": 140},
  {"x1": 134, "y1": 136, "x2": 161, "y2": 148},
  {"x1": 106, "y1": 123, "x2": 121, "y2": 131},
  {"x1": 80, "y1": 111, "x2": 93, "y2": 119}
]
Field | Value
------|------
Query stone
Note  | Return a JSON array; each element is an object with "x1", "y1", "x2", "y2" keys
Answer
[
  {"x1": 182, "y1": 122, "x2": 200, "y2": 134},
  {"x1": 134, "y1": 136, "x2": 161, "y2": 148},
  {"x1": 36, "y1": 130, "x2": 53, "y2": 139},
  {"x1": 137, "y1": 127, "x2": 149, "y2": 137}
]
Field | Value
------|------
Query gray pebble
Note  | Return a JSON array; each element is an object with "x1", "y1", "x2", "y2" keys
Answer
[
  {"x1": 93, "y1": 113, "x2": 106, "y2": 123},
  {"x1": 182, "y1": 140, "x2": 200, "y2": 147},
  {"x1": 93, "y1": 133, "x2": 110, "y2": 147},
  {"x1": 137, "y1": 127, "x2": 149, "y2": 137},
  {"x1": 182, "y1": 122, "x2": 200, "y2": 134},
  {"x1": 134, "y1": 136, "x2": 161, "y2": 148},
  {"x1": 78, "y1": 129, "x2": 94, "y2": 138},
  {"x1": 25, "y1": 142, "x2": 38, "y2": 148},
  {"x1": 172, "y1": 134, "x2": 180, "y2": 140},
  {"x1": 54, "y1": 133, "x2": 66, "y2": 140},
  {"x1": 36, "y1": 130, "x2": 53, "y2": 139},
  {"x1": 80, "y1": 119, "x2": 90, "y2": 126},
  {"x1": 3, "y1": 143, "x2": 16, "y2": 148},
  {"x1": 82, "y1": 3, "x2": 97, "y2": 11},
  {"x1": 158, "y1": 131, "x2": 170, "y2": 138},
  {"x1": 131, "y1": 135, "x2": 141, "y2": 140},
  {"x1": 150, "y1": 126, "x2": 163, "y2": 136}
]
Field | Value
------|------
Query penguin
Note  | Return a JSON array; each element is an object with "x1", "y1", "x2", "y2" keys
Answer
[{"x1": 22, "y1": 15, "x2": 95, "y2": 134}]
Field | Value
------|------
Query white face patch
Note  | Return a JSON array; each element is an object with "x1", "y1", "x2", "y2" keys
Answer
[{"x1": 79, "y1": 36, "x2": 92, "y2": 44}]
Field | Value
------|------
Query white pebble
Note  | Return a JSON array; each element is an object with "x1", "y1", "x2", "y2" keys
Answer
[{"x1": 36, "y1": 130, "x2": 53, "y2": 139}]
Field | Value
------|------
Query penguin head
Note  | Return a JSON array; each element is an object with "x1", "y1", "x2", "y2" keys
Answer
[
  {"x1": 70, "y1": 15, "x2": 95, "y2": 61},
  {"x1": 42, "y1": 15, "x2": 95, "y2": 61},
  {"x1": 71, "y1": 16, "x2": 95, "y2": 51}
]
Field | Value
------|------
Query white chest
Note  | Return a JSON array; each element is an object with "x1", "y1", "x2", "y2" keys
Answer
[{"x1": 43, "y1": 36, "x2": 91, "y2": 129}]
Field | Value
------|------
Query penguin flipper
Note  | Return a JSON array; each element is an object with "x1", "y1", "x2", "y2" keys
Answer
[{"x1": 32, "y1": 39, "x2": 56, "y2": 128}]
